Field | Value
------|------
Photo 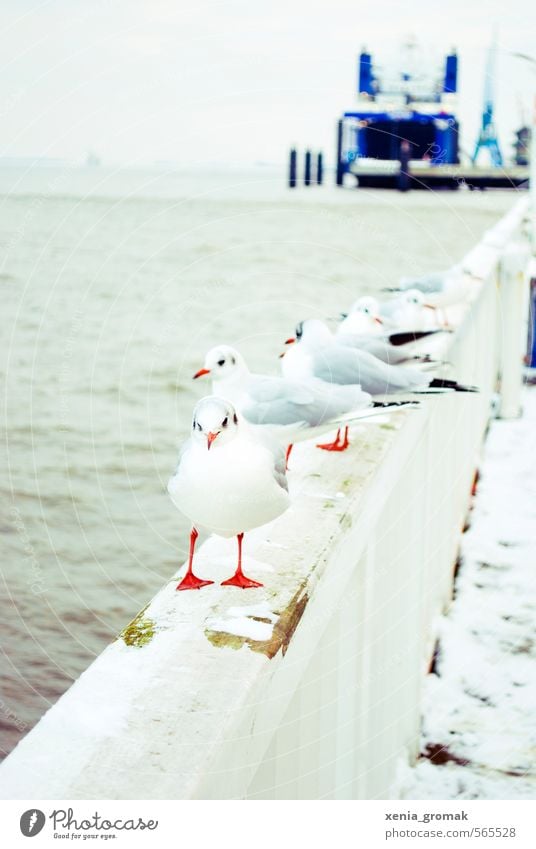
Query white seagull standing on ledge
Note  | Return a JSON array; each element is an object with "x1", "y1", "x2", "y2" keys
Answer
[{"x1": 168, "y1": 396, "x2": 289, "y2": 590}]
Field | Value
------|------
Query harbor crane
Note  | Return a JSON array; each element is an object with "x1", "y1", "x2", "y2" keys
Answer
[{"x1": 472, "y1": 38, "x2": 503, "y2": 167}]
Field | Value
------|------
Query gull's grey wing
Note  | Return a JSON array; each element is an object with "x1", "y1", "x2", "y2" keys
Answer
[
  {"x1": 272, "y1": 442, "x2": 289, "y2": 493},
  {"x1": 400, "y1": 272, "x2": 445, "y2": 294},
  {"x1": 312, "y1": 344, "x2": 371, "y2": 385},
  {"x1": 313, "y1": 345, "x2": 428, "y2": 394},
  {"x1": 248, "y1": 374, "x2": 316, "y2": 405},
  {"x1": 337, "y1": 333, "x2": 409, "y2": 365},
  {"x1": 241, "y1": 375, "x2": 316, "y2": 426},
  {"x1": 242, "y1": 374, "x2": 365, "y2": 427},
  {"x1": 255, "y1": 429, "x2": 289, "y2": 493}
]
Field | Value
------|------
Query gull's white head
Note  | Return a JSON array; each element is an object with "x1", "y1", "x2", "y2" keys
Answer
[
  {"x1": 401, "y1": 289, "x2": 425, "y2": 307},
  {"x1": 286, "y1": 319, "x2": 333, "y2": 351},
  {"x1": 192, "y1": 396, "x2": 240, "y2": 451},
  {"x1": 193, "y1": 345, "x2": 248, "y2": 383},
  {"x1": 351, "y1": 295, "x2": 381, "y2": 317}
]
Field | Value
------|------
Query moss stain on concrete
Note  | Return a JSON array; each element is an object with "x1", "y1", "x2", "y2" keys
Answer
[
  {"x1": 119, "y1": 605, "x2": 156, "y2": 648},
  {"x1": 205, "y1": 585, "x2": 309, "y2": 660}
]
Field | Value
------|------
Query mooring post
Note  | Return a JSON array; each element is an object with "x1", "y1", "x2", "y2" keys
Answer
[
  {"x1": 398, "y1": 139, "x2": 411, "y2": 192},
  {"x1": 316, "y1": 152, "x2": 323, "y2": 185},
  {"x1": 304, "y1": 150, "x2": 312, "y2": 186},
  {"x1": 288, "y1": 148, "x2": 297, "y2": 188},
  {"x1": 336, "y1": 120, "x2": 344, "y2": 186},
  {"x1": 498, "y1": 241, "x2": 530, "y2": 418}
]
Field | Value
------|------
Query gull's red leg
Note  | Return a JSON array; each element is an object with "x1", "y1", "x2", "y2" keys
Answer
[
  {"x1": 285, "y1": 443, "x2": 293, "y2": 470},
  {"x1": 317, "y1": 427, "x2": 350, "y2": 452},
  {"x1": 317, "y1": 428, "x2": 341, "y2": 451},
  {"x1": 221, "y1": 533, "x2": 263, "y2": 589},
  {"x1": 176, "y1": 527, "x2": 214, "y2": 590}
]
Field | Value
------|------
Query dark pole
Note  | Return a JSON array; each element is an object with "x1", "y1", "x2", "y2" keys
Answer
[
  {"x1": 336, "y1": 119, "x2": 344, "y2": 186},
  {"x1": 316, "y1": 152, "x2": 323, "y2": 185},
  {"x1": 527, "y1": 275, "x2": 536, "y2": 368},
  {"x1": 398, "y1": 139, "x2": 411, "y2": 192},
  {"x1": 288, "y1": 148, "x2": 297, "y2": 188},
  {"x1": 304, "y1": 150, "x2": 312, "y2": 186}
]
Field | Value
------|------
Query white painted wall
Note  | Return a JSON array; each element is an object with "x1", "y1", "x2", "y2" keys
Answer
[{"x1": 0, "y1": 199, "x2": 529, "y2": 801}]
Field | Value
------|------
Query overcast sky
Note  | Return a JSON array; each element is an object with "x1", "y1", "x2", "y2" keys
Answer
[{"x1": 0, "y1": 0, "x2": 535, "y2": 168}]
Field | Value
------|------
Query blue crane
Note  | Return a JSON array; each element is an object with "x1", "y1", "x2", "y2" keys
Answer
[{"x1": 472, "y1": 38, "x2": 503, "y2": 166}]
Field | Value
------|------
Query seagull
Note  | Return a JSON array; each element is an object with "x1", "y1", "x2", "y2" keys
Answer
[
  {"x1": 336, "y1": 299, "x2": 444, "y2": 365},
  {"x1": 338, "y1": 296, "x2": 385, "y2": 336},
  {"x1": 282, "y1": 319, "x2": 478, "y2": 398},
  {"x1": 338, "y1": 294, "x2": 439, "y2": 339},
  {"x1": 193, "y1": 345, "x2": 413, "y2": 457},
  {"x1": 168, "y1": 396, "x2": 289, "y2": 590},
  {"x1": 376, "y1": 290, "x2": 436, "y2": 331},
  {"x1": 384, "y1": 264, "x2": 472, "y2": 326}
]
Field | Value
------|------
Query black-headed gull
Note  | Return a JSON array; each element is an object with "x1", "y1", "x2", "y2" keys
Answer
[
  {"x1": 282, "y1": 319, "x2": 477, "y2": 397},
  {"x1": 168, "y1": 396, "x2": 289, "y2": 590},
  {"x1": 338, "y1": 296, "x2": 385, "y2": 336},
  {"x1": 336, "y1": 299, "x2": 443, "y2": 365},
  {"x1": 376, "y1": 290, "x2": 436, "y2": 331},
  {"x1": 338, "y1": 293, "x2": 436, "y2": 338}
]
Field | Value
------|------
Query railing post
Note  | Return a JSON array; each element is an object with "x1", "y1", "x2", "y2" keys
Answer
[
  {"x1": 497, "y1": 241, "x2": 530, "y2": 418},
  {"x1": 527, "y1": 264, "x2": 536, "y2": 367}
]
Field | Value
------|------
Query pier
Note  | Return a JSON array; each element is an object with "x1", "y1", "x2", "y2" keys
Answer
[
  {"x1": 335, "y1": 46, "x2": 531, "y2": 191},
  {"x1": 344, "y1": 158, "x2": 529, "y2": 191},
  {"x1": 0, "y1": 200, "x2": 531, "y2": 801}
]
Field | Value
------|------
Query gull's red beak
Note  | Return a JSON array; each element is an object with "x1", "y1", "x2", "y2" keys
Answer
[
  {"x1": 284, "y1": 337, "x2": 296, "y2": 345},
  {"x1": 206, "y1": 431, "x2": 218, "y2": 450},
  {"x1": 193, "y1": 367, "x2": 211, "y2": 379},
  {"x1": 374, "y1": 316, "x2": 383, "y2": 325}
]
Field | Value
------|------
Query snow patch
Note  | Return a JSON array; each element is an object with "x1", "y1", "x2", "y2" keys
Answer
[
  {"x1": 395, "y1": 387, "x2": 536, "y2": 800},
  {"x1": 206, "y1": 617, "x2": 273, "y2": 642}
]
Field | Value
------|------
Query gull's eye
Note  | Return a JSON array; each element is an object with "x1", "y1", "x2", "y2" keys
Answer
[
  {"x1": 233, "y1": 413, "x2": 238, "y2": 424},
  {"x1": 296, "y1": 322, "x2": 303, "y2": 339},
  {"x1": 222, "y1": 416, "x2": 228, "y2": 427},
  {"x1": 217, "y1": 358, "x2": 225, "y2": 367},
  {"x1": 194, "y1": 420, "x2": 202, "y2": 431}
]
